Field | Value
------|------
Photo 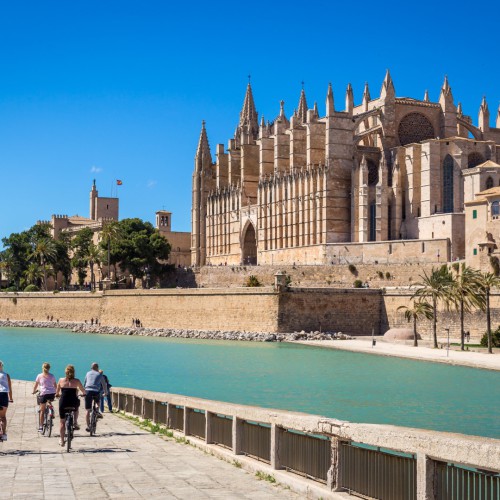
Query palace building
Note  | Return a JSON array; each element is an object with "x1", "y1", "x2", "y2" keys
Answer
[{"x1": 191, "y1": 72, "x2": 500, "y2": 266}]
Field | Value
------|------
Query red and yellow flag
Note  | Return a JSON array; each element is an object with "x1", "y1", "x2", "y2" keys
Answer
[{"x1": 116, "y1": 179, "x2": 123, "y2": 186}]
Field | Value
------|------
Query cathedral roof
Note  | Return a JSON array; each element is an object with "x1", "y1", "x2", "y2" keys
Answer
[
  {"x1": 476, "y1": 186, "x2": 500, "y2": 197},
  {"x1": 476, "y1": 160, "x2": 500, "y2": 170}
]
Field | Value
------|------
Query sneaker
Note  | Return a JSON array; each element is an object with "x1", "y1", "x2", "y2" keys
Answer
[
  {"x1": 59, "y1": 439, "x2": 64, "y2": 447},
  {"x1": 73, "y1": 424, "x2": 80, "y2": 431},
  {"x1": 2, "y1": 434, "x2": 7, "y2": 441},
  {"x1": 97, "y1": 412, "x2": 103, "y2": 419},
  {"x1": 38, "y1": 426, "x2": 43, "y2": 432},
  {"x1": 85, "y1": 427, "x2": 90, "y2": 432}
]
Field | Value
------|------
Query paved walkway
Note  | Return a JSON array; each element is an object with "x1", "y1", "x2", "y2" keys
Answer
[
  {"x1": 0, "y1": 380, "x2": 301, "y2": 499},
  {"x1": 296, "y1": 338, "x2": 500, "y2": 371}
]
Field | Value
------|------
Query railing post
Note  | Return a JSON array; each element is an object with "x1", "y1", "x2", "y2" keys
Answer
[
  {"x1": 270, "y1": 424, "x2": 281, "y2": 469},
  {"x1": 141, "y1": 397, "x2": 145, "y2": 419},
  {"x1": 327, "y1": 437, "x2": 342, "y2": 491},
  {"x1": 232, "y1": 417, "x2": 242, "y2": 455},
  {"x1": 206, "y1": 411, "x2": 213, "y2": 444},
  {"x1": 166, "y1": 403, "x2": 172, "y2": 428},
  {"x1": 131, "y1": 394, "x2": 136, "y2": 415},
  {"x1": 184, "y1": 407, "x2": 190, "y2": 436},
  {"x1": 152, "y1": 400, "x2": 157, "y2": 423},
  {"x1": 417, "y1": 453, "x2": 436, "y2": 500}
]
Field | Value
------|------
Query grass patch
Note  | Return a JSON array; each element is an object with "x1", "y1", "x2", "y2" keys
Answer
[{"x1": 255, "y1": 471, "x2": 276, "y2": 483}]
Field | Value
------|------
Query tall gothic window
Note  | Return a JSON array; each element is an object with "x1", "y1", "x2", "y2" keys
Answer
[
  {"x1": 443, "y1": 155, "x2": 454, "y2": 213},
  {"x1": 486, "y1": 177, "x2": 494, "y2": 189},
  {"x1": 369, "y1": 203, "x2": 376, "y2": 241},
  {"x1": 367, "y1": 159, "x2": 379, "y2": 186}
]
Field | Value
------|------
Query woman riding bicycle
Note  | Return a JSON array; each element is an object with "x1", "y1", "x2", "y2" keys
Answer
[
  {"x1": 0, "y1": 360, "x2": 14, "y2": 441},
  {"x1": 32, "y1": 362, "x2": 57, "y2": 432},
  {"x1": 55, "y1": 365, "x2": 85, "y2": 447}
]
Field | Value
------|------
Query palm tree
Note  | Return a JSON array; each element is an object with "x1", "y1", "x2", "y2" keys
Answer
[
  {"x1": 478, "y1": 272, "x2": 500, "y2": 354},
  {"x1": 31, "y1": 238, "x2": 57, "y2": 291},
  {"x1": 99, "y1": 221, "x2": 122, "y2": 281},
  {"x1": 412, "y1": 265, "x2": 454, "y2": 348},
  {"x1": 86, "y1": 243, "x2": 102, "y2": 291},
  {"x1": 397, "y1": 300, "x2": 434, "y2": 347},
  {"x1": 449, "y1": 264, "x2": 485, "y2": 351},
  {"x1": 23, "y1": 262, "x2": 43, "y2": 287}
]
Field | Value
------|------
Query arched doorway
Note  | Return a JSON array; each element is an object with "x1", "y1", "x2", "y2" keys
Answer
[{"x1": 242, "y1": 223, "x2": 257, "y2": 265}]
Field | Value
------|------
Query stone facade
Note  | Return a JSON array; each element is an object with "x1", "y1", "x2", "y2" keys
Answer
[
  {"x1": 191, "y1": 73, "x2": 500, "y2": 267},
  {"x1": 155, "y1": 210, "x2": 191, "y2": 267}
]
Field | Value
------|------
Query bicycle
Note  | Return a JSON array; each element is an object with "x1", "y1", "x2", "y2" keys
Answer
[
  {"x1": 35, "y1": 392, "x2": 55, "y2": 437},
  {"x1": 88, "y1": 396, "x2": 100, "y2": 436},
  {"x1": 62, "y1": 405, "x2": 78, "y2": 452}
]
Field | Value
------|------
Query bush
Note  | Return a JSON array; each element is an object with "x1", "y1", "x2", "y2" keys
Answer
[
  {"x1": 385, "y1": 271, "x2": 391, "y2": 279},
  {"x1": 4, "y1": 286, "x2": 17, "y2": 292},
  {"x1": 480, "y1": 327, "x2": 500, "y2": 348},
  {"x1": 24, "y1": 284, "x2": 40, "y2": 292},
  {"x1": 490, "y1": 256, "x2": 500, "y2": 276},
  {"x1": 246, "y1": 275, "x2": 261, "y2": 287},
  {"x1": 348, "y1": 264, "x2": 357, "y2": 274},
  {"x1": 353, "y1": 279, "x2": 363, "y2": 288},
  {"x1": 452, "y1": 262, "x2": 460, "y2": 272}
]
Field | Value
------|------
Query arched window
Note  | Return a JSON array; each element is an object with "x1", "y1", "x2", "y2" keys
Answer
[
  {"x1": 468, "y1": 152, "x2": 485, "y2": 168},
  {"x1": 398, "y1": 113, "x2": 435, "y2": 146},
  {"x1": 486, "y1": 177, "x2": 494, "y2": 189},
  {"x1": 492, "y1": 201, "x2": 500, "y2": 218},
  {"x1": 443, "y1": 155, "x2": 454, "y2": 213}
]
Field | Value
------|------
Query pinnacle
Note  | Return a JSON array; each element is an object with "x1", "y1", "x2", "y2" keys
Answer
[
  {"x1": 239, "y1": 82, "x2": 259, "y2": 135},
  {"x1": 363, "y1": 82, "x2": 371, "y2": 102},
  {"x1": 297, "y1": 88, "x2": 308, "y2": 124}
]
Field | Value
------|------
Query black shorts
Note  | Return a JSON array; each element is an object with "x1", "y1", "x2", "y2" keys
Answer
[
  {"x1": 37, "y1": 394, "x2": 55, "y2": 405},
  {"x1": 0, "y1": 392, "x2": 8, "y2": 409},
  {"x1": 85, "y1": 391, "x2": 100, "y2": 410},
  {"x1": 59, "y1": 399, "x2": 80, "y2": 419}
]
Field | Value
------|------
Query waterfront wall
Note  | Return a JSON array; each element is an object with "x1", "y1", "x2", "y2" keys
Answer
[
  {"x1": 1, "y1": 287, "x2": 500, "y2": 338},
  {"x1": 112, "y1": 386, "x2": 500, "y2": 499}
]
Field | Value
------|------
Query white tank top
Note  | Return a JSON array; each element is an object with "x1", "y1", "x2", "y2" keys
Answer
[{"x1": 0, "y1": 372, "x2": 9, "y2": 392}]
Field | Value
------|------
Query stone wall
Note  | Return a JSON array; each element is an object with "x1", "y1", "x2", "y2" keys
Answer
[
  {"x1": 0, "y1": 292, "x2": 102, "y2": 322},
  {"x1": 279, "y1": 288, "x2": 382, "y2": 335}
]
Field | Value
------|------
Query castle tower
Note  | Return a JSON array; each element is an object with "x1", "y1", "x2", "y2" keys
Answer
[
  {"x1": 90, "y1": 180, "x2": 97, "y2": 220},
  {"x1": 191, "y1": 121, "x2": 213, "y2": 266}
]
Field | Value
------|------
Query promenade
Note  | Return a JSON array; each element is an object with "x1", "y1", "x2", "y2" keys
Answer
[
  {"x1": 0, "y1": 380, "x2": 301, "y2": 499},
  {"x1": 296, "y1": 337, "x2": 500, "y2": 371}
]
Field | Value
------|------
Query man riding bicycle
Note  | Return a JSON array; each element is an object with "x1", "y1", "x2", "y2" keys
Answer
[{"x1": 83, "y1": 362, "x2": 107, "y2": 432}]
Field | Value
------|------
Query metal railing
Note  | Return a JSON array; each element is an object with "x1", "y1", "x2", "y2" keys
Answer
[
  {"x1": 169, "y1": 405, "x2": 184, "y2": 431},
  {"x1": 210, "y1": 414, "x2": 232, "y2": 449},
  {"x1": 436, "y1": 461, "x2": 500, "y2": 500},
  {"x1": 339, "y1": 442, "x2": 416, "y2": 500},
  {"x1": 187, "y1": 409, "x2": 206, "y2": 440},
  {"x1": 280, "y1": 429, "x2": 331, "y2": 483},
  {"x1": 241, "y1": 420, "x2": 271, "y2": 463},
  {"x1": 111, "y1": 387, "x2": 500, "y2": 499}
]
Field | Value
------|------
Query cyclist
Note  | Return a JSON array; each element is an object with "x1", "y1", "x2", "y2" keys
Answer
[
  {"x1": 32, "y1": 362, "x2": 57, "y2": 432},
  {"x1": 55, "y1": 365, "x2": 85, "y2": 447},
  {"x1": 83, "y1": 362, "x2": 107, "y2": 432},
  {"x1": 0, "y1": 360, "x2": 13, "y2": 441}
]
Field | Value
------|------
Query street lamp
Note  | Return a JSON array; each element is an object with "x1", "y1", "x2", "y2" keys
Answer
[{"x1": 144, "y1": 265, "x2": 151, "y2": 289}]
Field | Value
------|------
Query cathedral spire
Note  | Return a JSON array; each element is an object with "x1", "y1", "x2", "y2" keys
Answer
[
  {"x1": 326, "y1": 83, "x2": 335, "y2": 116},
  {"x1": 239, "y1": 82, "x2": 259, "y2": 136},
  {"x1": 345, "y1": 83, "x2": 354, "y2": 114},
  {"x1": 439, "y1": 75, "x2": 454, "y2": 103},
  {"x1": 195, "y1": 120, "x2": 212, "y2": 171},
  {"x1": 362, "y1": 82, "x2": 371, "y2": 106},
  {"x1": 479, "y1": 96, "x2": 490, "y2": 132},
  {"x1": 423, "y1": 90, "x2": 429, "y2": 102},
  {"x1": 380, "y1": 69, "x2": 395, "y2": 99},
  {"x1": 297, "y1": 88, "x2": 308, "y2": 124},
  {"x1": 457, "y1": 102, "x2": 463, "y2": 117}
]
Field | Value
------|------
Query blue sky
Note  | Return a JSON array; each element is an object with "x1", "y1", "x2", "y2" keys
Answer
[{"x1": 1, "y1": 0, "x2": 499, "y2": 241}]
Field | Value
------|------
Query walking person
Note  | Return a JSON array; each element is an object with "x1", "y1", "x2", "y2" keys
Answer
[
  {"x1": 0, "y1": 361, "x2": 14, "y2": 441},
  {"x1": 83, "y1": 362, "x2": 107, "y2": 431},
  {"x1": 55, "y1": 365, "x2": 85, "y2": 446},
  {"x1": 99, "y1": 370, "x2": 113, "y2": 413},
  {"x1": 32, "y1": 362, "x2": 57, "y2": 432}
]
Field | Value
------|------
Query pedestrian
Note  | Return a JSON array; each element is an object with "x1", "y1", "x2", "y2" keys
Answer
[
  {"x1": 99, "y1": 370, "x2": 113, "y2": 413},
  {"x1": 0, "y1": 360, "x2": 14, "y2": 441},
  {"x1": 132, "y1": 318, "x2": 135, "y2": 327},
  {"x1": 91, "y1": 318, "x2": 94, "y2": 326}
]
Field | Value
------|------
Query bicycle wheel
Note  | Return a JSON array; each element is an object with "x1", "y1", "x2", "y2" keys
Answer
[
  {"x1": 66, "y1": 415, "x2": 72, "y2": 452},
  {"x1": 90, "y1": 410, "x2": 96, "y2": 436},
  {"x1": 42, "y1": 408, "x2": 48, "y2": 436},
  {"x1": 47, "y1": 408, "x2": 53, "y2": 437}
]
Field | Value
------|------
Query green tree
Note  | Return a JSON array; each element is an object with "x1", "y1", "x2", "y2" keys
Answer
[
  {"x1": 478, "y1": 272, "x2": 500, "y2": 354},
  {"x1": 449, "y1": 264, "x2": 484, "y2": 351},
  {"x1": 52, "y1": 234, "x2": 72, "y2": 289},
  {"x1": 71, "y1": 228, "x2": 94, "y2": 288},
  {"x1": 397, "y1": 300, "x2": 434, "y2": 347},
  {"x1": 99, "y1": 221, "x2": 122, "y2": 280},
  {"x1": 23, "y1": 262, "x2": 43, "y2": 287},
  {"x1": 31, "y1": 238, "x2": 57, "y2": 291},
  {"x1": 412, "y1": 265, "x2": 454, "y2": 348},
  {"x1": 111, "y1": 218, "x2": 170, "y2": 287},
  {"x1": 86, "y1": 242, "x2": 102, "y2": 290}
]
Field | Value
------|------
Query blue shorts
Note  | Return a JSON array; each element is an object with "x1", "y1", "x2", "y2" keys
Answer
[{"x1": 0, "y1": 392, "x2": 9, "y2": 409}]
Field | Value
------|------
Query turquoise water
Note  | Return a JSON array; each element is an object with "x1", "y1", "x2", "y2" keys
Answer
[{"x1": 1, "y1": 327, "x2": 499, "y2": 439}]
